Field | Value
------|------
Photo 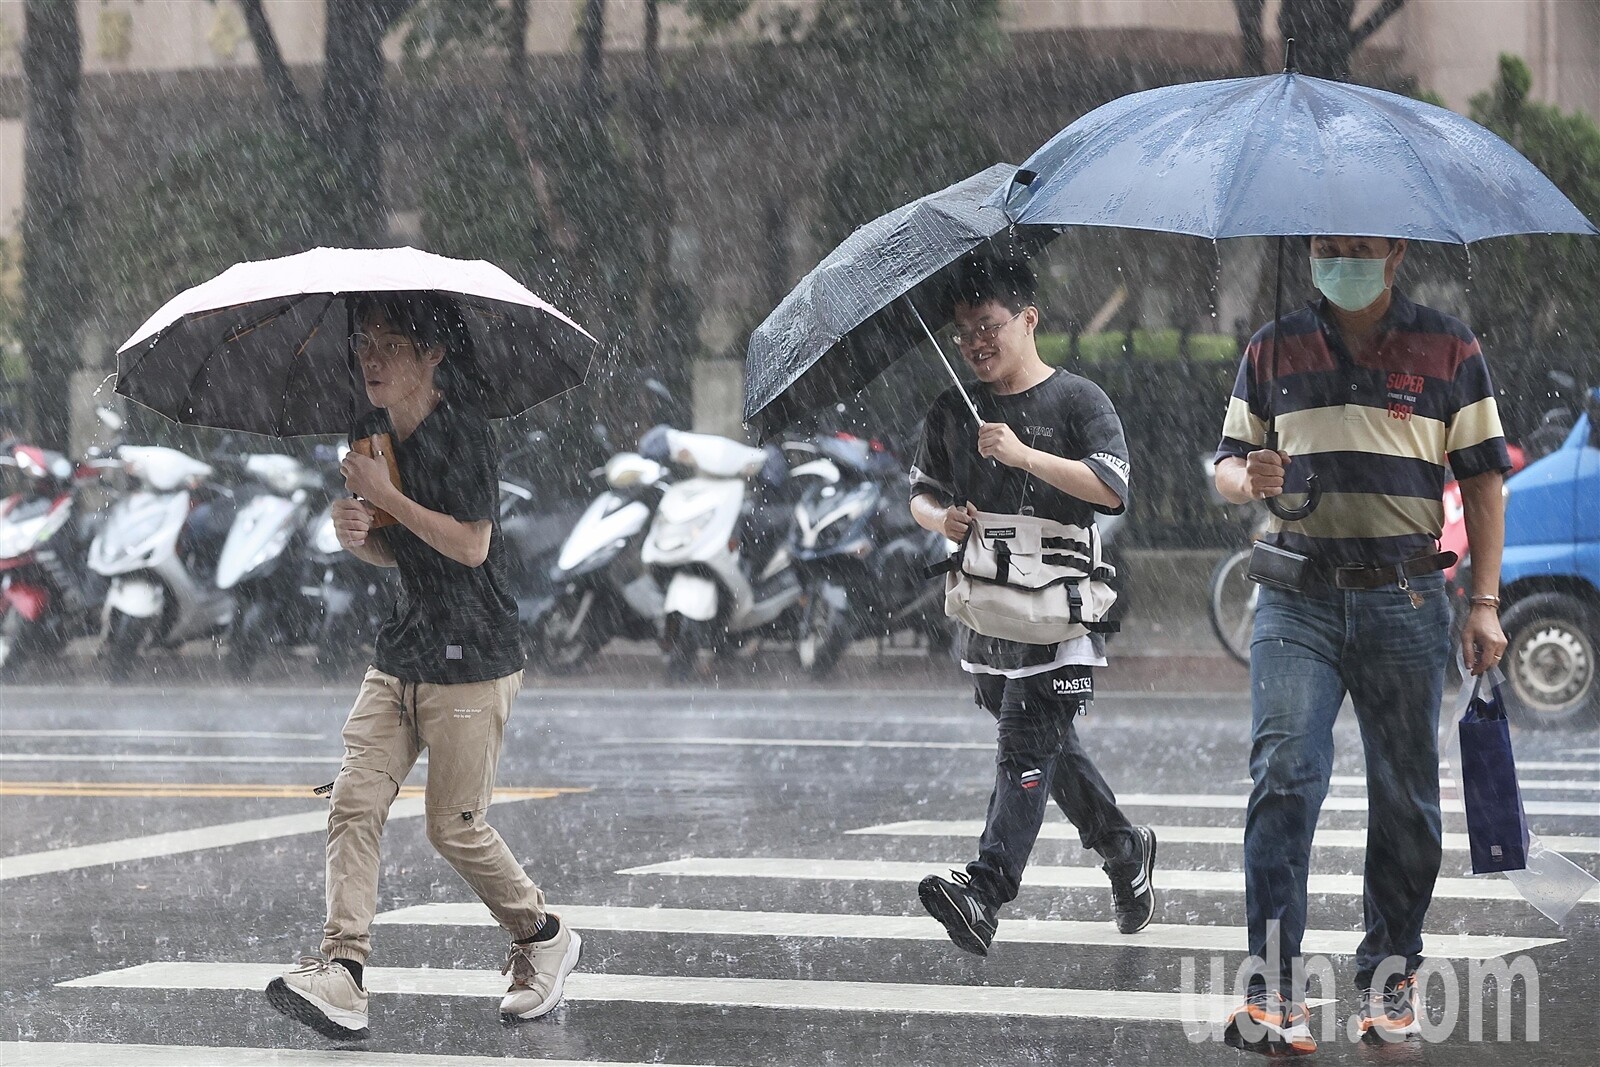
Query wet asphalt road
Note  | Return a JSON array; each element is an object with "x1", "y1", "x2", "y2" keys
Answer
[{"x1": 1, "y1": 660, "x2": 1597, "y2": 1066}]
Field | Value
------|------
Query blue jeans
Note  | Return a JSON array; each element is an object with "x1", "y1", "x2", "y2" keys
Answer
[{"x1": 1245, "y1": 571, "x2": 1452, "y2": 998}]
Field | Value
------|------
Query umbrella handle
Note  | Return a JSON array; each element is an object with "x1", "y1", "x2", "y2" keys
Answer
[{"x1": 1262, "y1": 428, "x2": 1322, "y2": 521}]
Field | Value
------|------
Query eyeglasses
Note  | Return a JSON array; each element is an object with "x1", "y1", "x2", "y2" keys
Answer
[
  {"x1": 349, "y1": 332, "x2": 415, "y2": 359},
  {"x1": 951, "y1": 311, "x2": 1023, "y2": 348}
]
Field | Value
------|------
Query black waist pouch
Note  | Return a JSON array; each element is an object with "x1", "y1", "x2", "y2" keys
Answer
[{"x1": 1247, "y1": 541, "x2": 1313, "y2": 592}]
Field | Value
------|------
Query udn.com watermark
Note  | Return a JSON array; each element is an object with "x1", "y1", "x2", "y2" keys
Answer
[{"x1": 1178, "y1": 941, "x2": 1541, "y2": 1045}]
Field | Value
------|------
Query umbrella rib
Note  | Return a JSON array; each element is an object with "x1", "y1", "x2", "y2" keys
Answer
[
  {"x1": 176, "y1": 297, "x2": 309, "y2": 424},
  {"x1": 1337, "y1": 85, "x2": 1462, "y2": 243},
  {"x1": 273, "y1": 294, "x2": 336, "y2": 438},
  {"x1": 1212, "y1": 80, "x2": 1289, "y2": 237}
]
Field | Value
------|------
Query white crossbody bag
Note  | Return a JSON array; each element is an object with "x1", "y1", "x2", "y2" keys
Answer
[{"x1": 939, "y1": 509, "x2": 1119, "y2": 644}]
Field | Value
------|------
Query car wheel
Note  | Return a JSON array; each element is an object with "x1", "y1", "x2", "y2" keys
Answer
[{"x1": 1500, "y1": 592, "x2": 1598, "y2": 729}]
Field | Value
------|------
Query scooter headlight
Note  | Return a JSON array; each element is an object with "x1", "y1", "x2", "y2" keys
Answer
[
  {"x1": 312, "y1": 513, "x2": 342, "y2": 556},
  {"x1": 245, "y1": 522, "x2": 297, "y2": 575},
  {"x1": 101, "y1": 508, "x2": 168, "y2": 560}
]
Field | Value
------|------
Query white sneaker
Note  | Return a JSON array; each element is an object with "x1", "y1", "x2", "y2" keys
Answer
[
  {"x1": 266, "y1": 954, "x2": 370, "y2": 1040},
  {"x1": 499, "y1": 920, "x2": 582, "y2": 1020}
]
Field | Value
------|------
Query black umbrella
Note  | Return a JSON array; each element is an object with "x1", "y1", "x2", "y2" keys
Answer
[
  {"x1": 115, "y1": 246, "x2": 598, "y2": 437},
  {"x1": 743, "y1": 164, "x2": 1042, "y2": 440}
]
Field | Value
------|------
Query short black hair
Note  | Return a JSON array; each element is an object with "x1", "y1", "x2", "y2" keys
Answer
[
  {"x1": 353, "y1": 292, "x2": 472, "y2": 363},
  {"x1": 950, "y1": 257, "x2": 1036, "y2": 314}
]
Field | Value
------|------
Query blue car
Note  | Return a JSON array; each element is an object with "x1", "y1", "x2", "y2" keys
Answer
[{"x1": 1494, "y1": 388, "x2": 1600, "y2": 728}]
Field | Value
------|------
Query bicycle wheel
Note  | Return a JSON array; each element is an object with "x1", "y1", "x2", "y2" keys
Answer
[{"x1": 1209, "y1": 549, "x2": 1258, "y2": 667}]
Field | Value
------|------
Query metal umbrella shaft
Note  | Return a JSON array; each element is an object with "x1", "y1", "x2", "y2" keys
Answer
[
  {"x1": 1264, "y1": 232, "x2": 1323, "y2": 521},
  {"x1": 907, "y1": 297, "x2": 983, "y2": 425}
]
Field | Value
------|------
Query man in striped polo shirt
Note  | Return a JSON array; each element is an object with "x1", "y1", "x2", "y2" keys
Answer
[{"x1": 1213, "y1": 235, "x2": 1511, "y2": 1056}]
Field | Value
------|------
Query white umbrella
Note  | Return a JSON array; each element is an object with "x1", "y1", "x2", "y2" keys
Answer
[{"x1": 116, "y1": 246, "x2": 598, "y2": 437}]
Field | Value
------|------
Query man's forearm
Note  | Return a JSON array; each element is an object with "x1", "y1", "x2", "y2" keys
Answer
[
  {"x1": 379, "y1": 491, "x2": 492, "y2": 568},
  {"x1": 345, "y1": 529, "x2": 397, "y2": 568},
  {"x1": 1460, "y1": 471, "x2": 1506, "y2": 597},
  {"x1": 1022, "y1": 449, "x2": 1123, "y2": 510},
  {"x1": 911, "y1": 493, "x2": 950, "y2": 535}
]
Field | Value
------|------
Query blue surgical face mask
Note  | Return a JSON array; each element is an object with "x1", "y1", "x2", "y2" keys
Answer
[{"x1": 1310, "y1": 255, "x2": 1391, "y2": 312}]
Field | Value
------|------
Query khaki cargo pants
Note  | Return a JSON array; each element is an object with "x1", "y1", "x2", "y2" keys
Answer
[{"x1": 322, "y1": 667, "x2": 545, "y2": 964}]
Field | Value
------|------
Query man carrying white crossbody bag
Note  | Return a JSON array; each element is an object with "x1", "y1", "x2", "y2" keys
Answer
[
  {"x1": 907, "y1": 257, "x2": 1155, "y2": 961},
  {"x1": 944, "y1": 510, "x2": 1119, "y2": 644}
]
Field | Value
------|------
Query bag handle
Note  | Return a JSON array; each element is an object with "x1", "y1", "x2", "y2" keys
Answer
[{"x1": 1461, "y1": 673, "x2": 1503, "y2": 724}]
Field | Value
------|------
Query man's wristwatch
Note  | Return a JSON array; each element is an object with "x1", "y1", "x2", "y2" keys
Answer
[{"x1": 1468, "y1": 594, "x2": 1501, "y2": 610}]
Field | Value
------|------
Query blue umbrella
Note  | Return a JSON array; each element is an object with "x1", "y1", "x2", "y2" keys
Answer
[
  {"x1": 992, "y1": 45, "x2": 1598, "y2": 518},
  {"x1": 994, "y1": 64, "x2": 1598, "y2": 243}
]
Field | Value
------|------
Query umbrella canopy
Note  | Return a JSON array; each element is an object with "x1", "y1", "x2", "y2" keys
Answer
[
  {"x1": 994, "y1": 70, "x2": 1599, "y2": 242},
  {"x1": 743, "y1": 163, "x2": 1030, "y2": 440},
  {"x1": 115, "y1": 246, "x2": 598, "y2": 437}
]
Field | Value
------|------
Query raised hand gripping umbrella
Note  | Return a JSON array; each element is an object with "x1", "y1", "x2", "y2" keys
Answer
[
  {"x1": 991, "y1": 41, "x2": 1598, "y2": 520},
  {"x1": 115, "y1": 246, "x2": 599, "y2": 437}
]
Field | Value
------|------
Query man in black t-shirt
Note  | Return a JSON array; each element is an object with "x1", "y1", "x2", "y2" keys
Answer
[
  {"x1": 265, "y1": 295, "x2": 579, "y2": 1041},
  {"x1": 909, "y1": 258, "x2": 1155, "y2": 956}
]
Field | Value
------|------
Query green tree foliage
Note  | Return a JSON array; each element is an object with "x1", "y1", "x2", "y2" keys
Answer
[
  {"x1": 806, "y1": 0, "x2": 1006, "y2": 245},
  {"x1": 1466, "y1": 55, "x2": 1600, "y2": 426},
  {"x1": 93, "y1": 129, "x2": 334, "y2": 336}
]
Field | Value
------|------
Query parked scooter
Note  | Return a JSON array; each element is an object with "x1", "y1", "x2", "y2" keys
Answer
[
  {"x1": 217, "y1": 452, "x2": 325, "y2": 677},
  {"x1": 88, "y1": 445, "x2": 237, "y2": 680},
  {"x1": 643, "y1": 430, "x2": 810, "y2": 679},
  {"x1": 789, "y1": 434, "x2": 951, "y2": 676},
  {"x1": 300, "y1": 451, "x2": 396, "y2": 678},
  {"x1": 0, "y1": 443, "x2": 113, "y2": 678},
  {"x1": 526, "y1": 450, "x2": 669, "y2": 673}
]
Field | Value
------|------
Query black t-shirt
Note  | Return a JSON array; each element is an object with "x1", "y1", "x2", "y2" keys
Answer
[
  {"x1": 354, "y1": 398, "x2": 523, "y2": 684},
  {"x1": 911, "y1": 370, "x2": 1131, "y2": 521},
  {"x1": 911, "y1": 370, "x2": 1133, "y2": 673}
]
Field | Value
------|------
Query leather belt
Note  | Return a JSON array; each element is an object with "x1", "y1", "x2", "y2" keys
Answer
[{"x1": 1331, "y1": 551, "x2": 1457, "y2": 591}]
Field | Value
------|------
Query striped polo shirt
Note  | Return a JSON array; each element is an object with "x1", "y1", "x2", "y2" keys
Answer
[{"x1": 1215, "y1": 289, "x2": 1512, "y2": 566}]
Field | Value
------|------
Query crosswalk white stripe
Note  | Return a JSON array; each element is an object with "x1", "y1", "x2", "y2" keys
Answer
[
  {"x1": 0, "y1": 753, "x2": 347, "y2": 766},
  {"x1": 601, "y1": 736, "x2": 994, "y2": 751},
  {"x1": 57, "y1": 961, "x2": 1323, "y2": 1022},
  {"x1": 0, "y1": 1043, "x2": 708, "y2": 1067},
  {"x1": 0, "y1": 792, "x2": 533, "y2": 881},
  {"x1": 619, "y1": 857, "x2": 1600, "y2": 904},
  {"x1": 845, "y1": 820, "x2": 1600, "y2": 854},
  {"x1": 1113, "y1": 792, "x2": 1600, "y2": 818},
  {"x1": 1446, "y1": 761, "x2": 1600, "y2": 773},
  {"x1": 1327, "y1": 775, "x2": 1598, "y2": 793},
  {"x1": 0, "y1": 806, "x2": 356, "y2": 882},
  {"x1": 600, "y1": 739, "x2": 1600, "y2": 770},
  {"x1": 0, "y1": 729, "x2": 326, "y2": 741},
  {"x1": 374, "y1": 902, "x2": 1562, "y2": 959}
]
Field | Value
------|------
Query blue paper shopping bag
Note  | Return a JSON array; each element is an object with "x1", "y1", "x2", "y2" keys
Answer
[{"x1": 1458, "y1": 675, "x2": 1530, "y2": 874}]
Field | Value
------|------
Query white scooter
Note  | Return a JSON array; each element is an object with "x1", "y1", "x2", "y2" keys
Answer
[
  {"x1": 216, "y1": 453, "x2": 322, "y2": 677},
  {"x1": 89, "y1": 445, "x2": 236, "y2": 679},
  {"x1": 642, "y1": 430, "x2": 812, "y2": 679},
  {"x1": 527, "y1": 451, "x2": 669, "y2": 673}
]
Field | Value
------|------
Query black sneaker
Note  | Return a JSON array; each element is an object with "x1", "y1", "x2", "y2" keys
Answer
[
  {"x1": 1356, "y1": 972, "x2": 1421, "y2": 1040},
  {"x1": 918, "y1": 871, "x2": 997, "y2": 956},
  {"x1": 1103, "y1": 825, "x2": 1156, "y2": 934}
]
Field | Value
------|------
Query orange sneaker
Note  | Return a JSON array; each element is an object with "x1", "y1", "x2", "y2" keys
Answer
[
  {"x1": 1223, "y1": 991, "x2": 1318, "y2": 1057},
  {"x1": 1356, "y1": 973, "x2": 1421, "y2": 1039}
]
